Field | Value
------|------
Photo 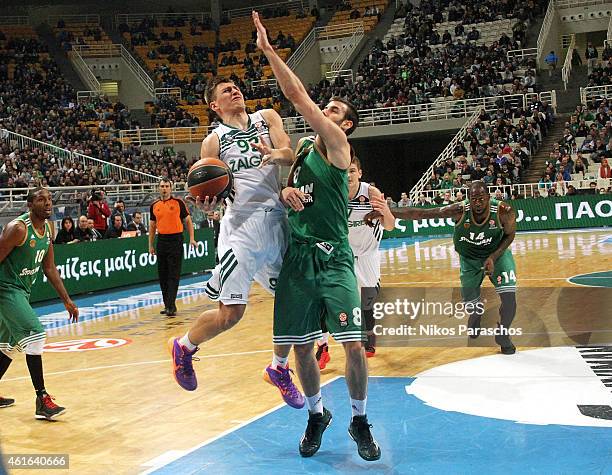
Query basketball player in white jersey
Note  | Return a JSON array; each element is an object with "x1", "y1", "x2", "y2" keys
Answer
[
  {"x1": 316, "y1": 156, "x2": 395, "y2": 369},
  {"x1": 168, "y1": 77, "x2": 305, "y2": 409}
]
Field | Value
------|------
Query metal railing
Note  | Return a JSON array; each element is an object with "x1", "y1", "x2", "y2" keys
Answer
[
  {"x1": 283, "y1": 91, "x2": 557, "y2": 135},
  {"x1": 226, "y1": 0, "x2": 304, "y2": 19},
  {"x1": 561, "y1": 34, "x2": 576, "y2": 90},
  {"x1": 580, "y1": 83, "x2": 612, "y2": 104},
  {"x1": 71, "y1": 44, "x2": 156, "y2": 96},
  {"x1": 325, "y1": 69, "x2": 354, "y2": 82},
  {"x1": 69, "y1": 49, "x2": 101, "y2": 92},
  {"x1": 287, "y1": 22, "x2": 365, "y2": 72},
  {"x1": 120, "y1": 45, "x2": 155, "y2": 96},
  {"x1": 118, "y1": 90, "x2": 557, "y2": 146},
  {"x1": 507, "y1": 1, "x2": 557, "y2": 68},
  {"x1": 76, "y1": 90, "x2": 106, "y2": 101},
  {"x1": 409, "y1": 108, "x2": 483, "y2": 201},
  {"x1": 0, "y1": 183, "x2": 164, "y2": 216},
  {"x1": 507, "y1": 47, "x2": 538, "y2": 63},
  {"x1": 120, "y1": 127, "x2": 209, "y2": 146},
  {"x1": 155, "y1": 87, "x2": 182, "y2": 101},
  {"x1": 114, "y1": 12, "x2": 211, "y2": 28},
  {"x1": 0, "y1": 129, "x2": 160, "y2": 184},
  {"x1": 554, "y1": 0, "x2": 610, "y2": 8},
  {"x1": 251, "y1": 78, "x2": 279, "y2": 89},
  {"x1": 317, "y1": 22, "x2": 364, "y2": 40},
  {"x1": 0, "y1": 16, "x2": 29, "y2": 25},
  {"x1": 538, "y1": 0, "x2": 556, "y2": 68},
  {"x1": 413, "y1": 179, "x2": 612, "y2": 203},
  {"x1": 48, "y1": 14, "x2": 100, "y2": 26},
  {"x1": 72, "y1": 44, "x2": 121, "y2": 58},
  {"x1": 286, "y1": 25, "x2": 317, "y2": 70},
  {"x1": 330, "y1": 23, "x2": 364, "y2": 72}
]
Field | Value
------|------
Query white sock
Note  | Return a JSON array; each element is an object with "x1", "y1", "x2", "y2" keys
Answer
[
  {"x1": 306, "y1": 391, "x2": 323, "y2": 414},
  {"x1": 317, "y1": 332, "x2": 329, "y2": 346},
  {"x1": 179, "y1": 334, "x2": 197, "y2": 351},
  {"x1": 351, "y1": 397, "x2": 367, "y2": 417},
  {"x1": 271, "y1": 353, "x2": 288, "y2": 370}
]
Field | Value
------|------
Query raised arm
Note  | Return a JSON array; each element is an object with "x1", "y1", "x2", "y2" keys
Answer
[{"x1": 253, "y1": 11, "x2": 350, "y2": 169}]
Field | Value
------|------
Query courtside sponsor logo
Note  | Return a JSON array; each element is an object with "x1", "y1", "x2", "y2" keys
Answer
[{"x1": 44, "y1": 338, "x2": 132, "y2": 352}]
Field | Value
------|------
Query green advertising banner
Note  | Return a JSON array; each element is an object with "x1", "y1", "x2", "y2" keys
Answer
[
  {"x1": 31, "y1": 228, "x2": 215, "y2": 303},
  {"x1": 384, "y1": 195, "x2": 612, "y2": 238}
]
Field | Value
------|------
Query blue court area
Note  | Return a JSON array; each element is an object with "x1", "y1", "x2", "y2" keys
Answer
[{"x1": 151, "y1": 377, "x2": 612, "y2": 474}]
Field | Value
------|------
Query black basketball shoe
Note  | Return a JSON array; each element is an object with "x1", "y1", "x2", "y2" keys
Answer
[
  {"x1": 0, "y1": 396, "x2": 15, "y2": 408},
  {"x1": 299, "y1": 407, "x2": 332, "y2": 457},
  {"x1": 495, "y1": 324, "x2": 516, "y2": 355},
  {"x1": 35, "y1": 394, "x2": 66, "y2": 420},
  {"x1": 349, "y1": 415, "x2": 381, "y2": 461}
]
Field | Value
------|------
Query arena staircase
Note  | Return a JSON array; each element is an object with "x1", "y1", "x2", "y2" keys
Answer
[
  {"x1": 130, "y1": 108, "x2": 151, "y2": 128},
  {"x1": 36, "y1": 23, "x2": 86, "y2": 91},
  {"x1": 537, "y1": 65, "x2": 587, "y2": 113},
  {"x1": 522, "y1": 112, "x2": 570, "y2": 183}
]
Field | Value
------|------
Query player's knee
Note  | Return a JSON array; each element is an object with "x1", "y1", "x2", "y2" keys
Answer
[
  {"x1": 24, "y1": 339, "x2": 45, "y2": 356},
  {"x1": 342, "y1": 341, "x2": 364, "y2": 360},
  {"x1": 293, "y1": 343, "x2": 313, "y2": 360},
  {"x1": 218, "y1": 303, "x2": 246, "y2": 330}
]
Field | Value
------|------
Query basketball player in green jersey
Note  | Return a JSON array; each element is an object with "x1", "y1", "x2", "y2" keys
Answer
[
  {"x1": 0, "y1": 188, "x2": 79, "y2": 420},
  {"x1": 369, "y1": 181, "x2": 518, "y2": 354},
  {"x1": 253, "y1": 11, "x2": 380, "y2": 461}
]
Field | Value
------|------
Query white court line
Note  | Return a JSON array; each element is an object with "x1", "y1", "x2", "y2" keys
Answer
[
  {"x1": 140, "y1": 375, "x2": 343, "y2": 474},
  {"x1": 0, "y1": 348, "x2": 273, "y2": 382},
  {"x1": 565, "y1": 272, "x2": 612, "y2": 288},
  {"x1": 0, "y1": 344, "x2": 348, "y2": 383}
]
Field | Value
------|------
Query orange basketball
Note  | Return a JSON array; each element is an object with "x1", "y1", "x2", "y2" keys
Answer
[{"x1": 187, "y1": 158, "x2": 233, "y2": 200}]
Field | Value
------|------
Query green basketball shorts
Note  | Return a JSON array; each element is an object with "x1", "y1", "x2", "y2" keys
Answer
[
  {"x1": 459, "y1": 249, "x2": 517, "y2": 303},
  {"x1": 0, "y1": 288, "x2": 46, "y2": 353},
  {"x1": 273, "y1": 240, "x2": 365, "y2": 345}
]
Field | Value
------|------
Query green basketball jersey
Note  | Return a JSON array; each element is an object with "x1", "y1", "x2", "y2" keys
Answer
[
  {"x1": 0, "y1": 212, "x2": 52, "y2": 295},
  {"x1": 453, "y1": 199, "x2": 505, "y2": 260},
  {"x1": 288, "y1": 137, "x2": 349, "y2": 243}
]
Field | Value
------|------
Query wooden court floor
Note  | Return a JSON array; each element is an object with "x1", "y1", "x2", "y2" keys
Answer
[{"x1": 0, "y1": 229, "x2": 610, "y2": 474}]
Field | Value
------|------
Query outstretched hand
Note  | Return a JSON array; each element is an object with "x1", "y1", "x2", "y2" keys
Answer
[{"x1": 252, "y1": 11, "x2": 272, "y2": 52}]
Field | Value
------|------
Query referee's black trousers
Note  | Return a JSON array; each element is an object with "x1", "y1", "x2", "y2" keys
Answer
[{"x1": 156, "y1": 235, "x2": 183, "y2": 311}]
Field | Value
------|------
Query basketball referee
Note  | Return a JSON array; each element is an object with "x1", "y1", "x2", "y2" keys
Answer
[{"x1": 149, "y1": 179, "x2": 196, "y2": 316}]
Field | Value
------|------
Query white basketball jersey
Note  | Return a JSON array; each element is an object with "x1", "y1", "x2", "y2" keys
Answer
[
  {"x1": 212, "y1": 111, "x2": 284, "y2": 213},
  {"x1": 348, "y1": 182, "x2": 382, "y2": 256}
]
